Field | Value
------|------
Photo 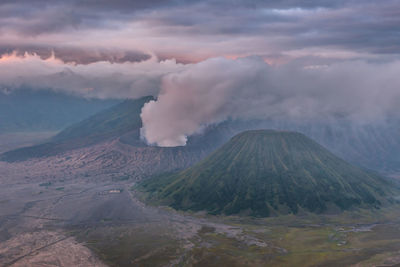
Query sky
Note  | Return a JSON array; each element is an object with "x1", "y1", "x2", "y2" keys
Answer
[
  {"x1": 2, "y1": 0, "x2": 400, "y2": 63},
  {"x1": 1, "y1": 0, "x2": 400, "y2": 146}
]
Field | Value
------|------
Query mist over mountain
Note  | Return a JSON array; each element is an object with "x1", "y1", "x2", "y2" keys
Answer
[
  {"x1": 0, "y1": 88, "x2": 118, "y2": 133},
  {"x1": 139, "y1": 130, "x2": 397, "y2": 217},
  {"x1": 223, "y1": 119, "x2": 400, "y2": 174},
  {"x1": 2, "y1": 95, "x2": 400, "y2": 175},
  {"x1": 190, "y1": 119, "x2": 400, "y2": 174}
]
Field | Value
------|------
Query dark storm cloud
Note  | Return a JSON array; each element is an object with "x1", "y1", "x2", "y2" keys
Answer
[
  {"x1": 0, "y1": 0, "x2": 190, "y2": 35},
  {"x1": 1, "y1": 0, "x2": 400, "y2": 58},
  {"x1": 137, "y1": 0, "x2": 400, "y2": 56}
]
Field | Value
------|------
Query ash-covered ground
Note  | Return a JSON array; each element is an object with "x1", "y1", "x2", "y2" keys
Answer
[
  {"x1": 0, "y1": 142, "x2": 276, "y2": 266},
  {"x1": 2, "y1": 140, "x2": 400, "y2": 266}
]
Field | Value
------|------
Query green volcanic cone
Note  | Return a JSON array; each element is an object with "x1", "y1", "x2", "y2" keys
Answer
[{"x1": 139, "y1": 130, "x2": 397, "y2": 217}]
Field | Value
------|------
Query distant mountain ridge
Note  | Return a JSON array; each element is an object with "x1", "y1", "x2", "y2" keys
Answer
[
  {"x1": 139, "y1": 130, "x2": 397, "y2": 217},
  {"x1": 0, "y1": 88, "x2": 118, "y2": 132},
  {"x1": 0, "y1": 96, "x2": 153, "y2": 162},
  {"x1": 52, "y1": 95, "x2": 154, "y2": 145}
]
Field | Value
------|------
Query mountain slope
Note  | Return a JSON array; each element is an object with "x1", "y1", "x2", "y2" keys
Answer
[
  {"x1": 52, "y1": 95, "x2": 154, "y2": 145},
  {"x1": 139, "y1": 130, "x2": 397, "y2": 216},
  {"x1": 0, "y1": 96, "x2": 153, "y2": 162}
]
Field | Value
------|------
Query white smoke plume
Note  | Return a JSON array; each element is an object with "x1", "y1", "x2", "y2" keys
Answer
[{"x1": 140, "y1": 57, "x2": 400, "y2": 146}]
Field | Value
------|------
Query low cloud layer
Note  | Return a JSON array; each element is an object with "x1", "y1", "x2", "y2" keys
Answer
[
  {"x1": 0, "y1": 53, "x2": 184, "y2": 99},
  {"x1": 1, "y1": 52, "x2": 400, "y2": 148},
  {"x1": 140, "y1": 57, "x2": 400, "y2": 146}
]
